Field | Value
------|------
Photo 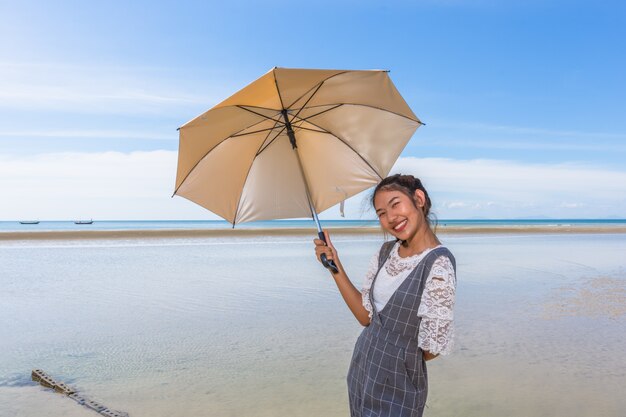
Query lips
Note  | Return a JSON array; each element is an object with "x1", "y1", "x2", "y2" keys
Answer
[{"x1": 392, "y1": 219, "x2": 407, "y2": 233}]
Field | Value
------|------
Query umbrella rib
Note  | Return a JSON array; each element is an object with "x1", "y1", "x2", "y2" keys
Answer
[
  {"x1": 285, "y1": 105, "x2": 352, "y2": 138},
  {"x1": 301, "y1": 103, "x2": 422, "y2": 124},
  {"x1": 174, "y1": 109, "x2": 282, "y2": 196},
  {"x1": 289, "y1": 115, "x2": 330, "y2": 134},
  {"x1": 281, "y1": 72, "x2": 350, "y2": 131},
  {"x1": 272, "y1": 68, "x2": 286, "y2": 110},
  {"x1": 232, "y1": 104, "x2": 283, "y2": 112},
  {"x1": 284, "y1": 71, "x2": 351, "y2": 109},
  {"x1": 346, "y1": 103, "x2": 423, "y2": 124},
  {"x1": 231, "y1": 118, "x2": 283, "y2": 226},
  {"x1": 292, "y1": 125, "x2": 328, "y2": 134},
  {"x1": 231, "y1": 102, "x2": 421, "y2": 126},
  {"x1": 236, "y1": 105, "x2": 284, "y2": 124},
  {"x1": 279, "y1": 70, "x2": 422, "y2": 131},
  {"x1": 287, "y1": 81, "x2": 327, "y2": 123},
  {"x1": 299, "y1": 118, "x2": 385, "y2": 181},
  {"x1": 230, "y1": 126, "x2": 280, "y2": 138},
  {"x1": 260, "y1": 117, "x2": 283, "y2": 143},
  {"x1": 256, "y1": 126, "x2": 286, "y2": 156},
  {"x1": 291, "y1": 104, "x2": 343, "y2": 123},
  {"x1": 288, "y1": 105, "x2": 342, "y2": 127},
  {"x1": 282, "y1": 70, "x2": 421, "y2": 124}
]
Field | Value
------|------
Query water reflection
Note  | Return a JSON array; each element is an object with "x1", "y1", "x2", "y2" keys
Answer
[{"x1": 0, "y1": 233, "x2": 625, "y2": 416}]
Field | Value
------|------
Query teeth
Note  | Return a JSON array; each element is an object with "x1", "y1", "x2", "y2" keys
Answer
[{"x1": 394, "y1": 220, "x2": 406, "y2": 231}]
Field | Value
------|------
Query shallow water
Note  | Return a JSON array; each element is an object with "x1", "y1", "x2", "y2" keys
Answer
[
  {"x1": 3, "y1": 218, "x2": 625, "y2": 232},
  {"x1": 1, "y1": 233, "x2": 625, "y2": 417}
]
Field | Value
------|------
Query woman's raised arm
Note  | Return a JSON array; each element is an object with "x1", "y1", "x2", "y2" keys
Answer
[{"x1": 314, "y1": 230, "x2": 371, "y2": 326}]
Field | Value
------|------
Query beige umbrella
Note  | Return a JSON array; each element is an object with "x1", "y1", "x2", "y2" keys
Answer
[{"x1": 174, "y1": 67, "x2": 422, "y2": 271}]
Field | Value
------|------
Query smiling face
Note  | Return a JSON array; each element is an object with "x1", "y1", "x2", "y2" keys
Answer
[{"x1": 374, "y1": 188, "x2": 428, "y2": 242}]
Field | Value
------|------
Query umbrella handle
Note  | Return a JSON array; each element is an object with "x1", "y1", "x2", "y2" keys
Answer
[{"x1": 318, "y1": 232, "x2": 339, "y2": 274}]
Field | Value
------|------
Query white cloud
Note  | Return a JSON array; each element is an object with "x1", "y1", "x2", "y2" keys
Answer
[
  {"x1": 433, "y1": 119, "x2": 626, "y2": 140},
  {"x1": 388, "y1": 157, "x2": 626, "y2": 218},
  {"x1": 444, "y1": 201, "x2": 470, "y2": 209},
  {"x1": 421, "y1": 138, "x2": 626, "y2": 153},
  {"x1": 559, "y1": 202, "x2": 585, "y2": 209},
  {"x1": 393, "y1": 157, "x2": 624, "y2": 196},
  {"x1": 0, "y1": 129, "x2": 174, "y2": 140},
  {"x1": 423, "y1": 120, "x2": 626, "y2": 153},
  {"x1": 0, "y1": 62, "x2": 218, "y2": 115},
  {"x1": 1, "y1": 153, "x2": 625, "y2": 220},
  {"x1": 0, "y1": 151, "x2": 214, "y2": 220}
]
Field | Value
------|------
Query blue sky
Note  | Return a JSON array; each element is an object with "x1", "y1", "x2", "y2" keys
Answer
[{"x1": 1, "y1": 0, "x2": 625, "y2": 220}]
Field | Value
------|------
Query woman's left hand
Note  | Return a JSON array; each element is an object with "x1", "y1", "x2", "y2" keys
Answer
[
  {"x1": 423, "y1": 351, "x2": 439, "y2": 361},
  {"x1": 313, "y1": 230, "x2": 340, "y2": 268}
]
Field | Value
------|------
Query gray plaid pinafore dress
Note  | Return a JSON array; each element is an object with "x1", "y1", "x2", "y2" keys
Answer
[{"x1": 347, "y1": 241, "x2": 456, "y2": 417}]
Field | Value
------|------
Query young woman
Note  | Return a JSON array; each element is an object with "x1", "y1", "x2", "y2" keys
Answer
[{"x1": 314, "y1": 174, "x2": 457, "y2": 417}]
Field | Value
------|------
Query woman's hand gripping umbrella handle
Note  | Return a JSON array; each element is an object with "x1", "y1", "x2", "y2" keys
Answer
[
  {"x1": 313, "y1": 230, "x2": 371, "y2": 326},
  {"x1": 316, "y1": 231, "x2": 339, "y2": 274}
]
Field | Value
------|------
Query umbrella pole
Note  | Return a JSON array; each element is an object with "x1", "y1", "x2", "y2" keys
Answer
[
  {"x1": 309, "y1": 202, "x2": 339, "y2": 273},
  {"x1": 310, "y1": 206, "x2": 323, "y2": 235},
  {"x1": 283, "y1": 110, "x2": 339, "y2": 274},
  {"x1": 306, "y1": 185, "x2": 339, "y2": 275}
]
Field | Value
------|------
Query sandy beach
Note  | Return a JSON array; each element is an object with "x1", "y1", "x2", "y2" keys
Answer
[{"x1": 2, "y1": 224, "x2": 626, "y2": 241}]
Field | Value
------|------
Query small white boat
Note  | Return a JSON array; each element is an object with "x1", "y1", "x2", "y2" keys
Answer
[
  {"x1": 19, "y1": 220, "x2": 40, "y2": 224},
  {"x1": 74, "y1": 219, "x2": 93, "y2": 225}
]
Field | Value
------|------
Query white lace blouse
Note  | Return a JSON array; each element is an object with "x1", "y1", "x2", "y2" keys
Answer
[{"x1": 362, "y1": 241, "x2": 456, "y2": 356}]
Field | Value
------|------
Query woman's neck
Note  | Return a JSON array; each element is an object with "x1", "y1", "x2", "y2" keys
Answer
[{"x1": 399, "y1": 226, "x2": 439, "y2": 257}]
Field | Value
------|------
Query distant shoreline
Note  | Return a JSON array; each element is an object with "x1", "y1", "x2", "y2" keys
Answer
[{"x1": 2, "y1": 225, "x2": 626, "y2": 241}]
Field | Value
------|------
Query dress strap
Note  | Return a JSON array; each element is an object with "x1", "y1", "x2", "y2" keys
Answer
[
  {"x1": 369, "y1": 240, "x2": 397, "y2": 324},
  {"x1": 369, "y1": 244, "x2": 455, "y2": 326},
  {"x1": 377, "y1": 240, "x2": 397, "y2": 269}
]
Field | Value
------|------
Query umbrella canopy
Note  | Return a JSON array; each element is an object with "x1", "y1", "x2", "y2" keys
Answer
[{"x1": 174, "y1": 67, "x2": 421, "y2": 225}]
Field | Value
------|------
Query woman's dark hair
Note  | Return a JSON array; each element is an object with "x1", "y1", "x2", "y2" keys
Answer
[{"x1": 370, "y1": 174, "x2": 436, "y2": 228}]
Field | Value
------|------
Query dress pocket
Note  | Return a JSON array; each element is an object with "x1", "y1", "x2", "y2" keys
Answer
[{"x1": 404, "y1": 346, "x2": 427, "y2": 390}]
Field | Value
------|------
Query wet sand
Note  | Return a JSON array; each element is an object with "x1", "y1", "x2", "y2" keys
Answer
[
  {"x1": 2, "y1": 225, "x2": 626, "y2": 240},
  {"x1": 1, "y1": 232, "x2": 625, "y2": 416},
  {"x1": 542, "y1": 276, "x2": 626, "y2": 319}
]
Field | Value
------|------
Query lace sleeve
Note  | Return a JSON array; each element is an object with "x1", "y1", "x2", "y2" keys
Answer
[
  {"x1": 361, "y1": 251, "x2": 379, "y2": 319},
  {"x1": 417, "y1": 255, "x2": 456, "y2": 356}
]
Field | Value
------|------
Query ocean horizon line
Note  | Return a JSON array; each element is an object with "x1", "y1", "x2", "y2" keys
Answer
[
  {"x1": 2, "y1": 218, "x2": 626, "y2": 241},
  {"x1": 4, "y1": 218, "x2": 626, "y2": 223}
]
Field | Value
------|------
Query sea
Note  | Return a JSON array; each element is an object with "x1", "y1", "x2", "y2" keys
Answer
[
  {"x1": 0, "y1": 221, "x2": 625, "y2": 416},
  {"x1": 2, "y1": 218, "x2": 626, "y2": 232}
]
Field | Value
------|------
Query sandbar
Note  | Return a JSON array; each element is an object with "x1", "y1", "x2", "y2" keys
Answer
[{"x1": 2, "y1": 225, "x2": 626, "y2": 241}]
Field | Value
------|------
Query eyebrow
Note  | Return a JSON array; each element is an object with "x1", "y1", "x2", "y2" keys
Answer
[{"x1": 375, "y1": 196, "x2": 400, "y2": 214}]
